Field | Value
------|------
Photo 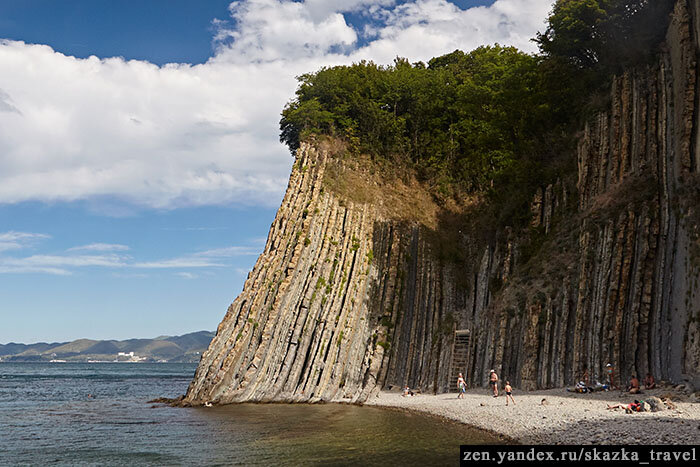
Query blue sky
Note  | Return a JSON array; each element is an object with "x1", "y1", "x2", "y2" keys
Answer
[
  {"x1": 0, "y1": 0, "x2": 233, "y2": 65},
  {"x1": 0, "y1": 0, "x2": 551, "y2": 343}
]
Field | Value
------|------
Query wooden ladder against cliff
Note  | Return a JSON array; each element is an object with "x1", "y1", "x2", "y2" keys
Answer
[{"x1": 449, "y1": 329, "x2": 470, "y2": 392}]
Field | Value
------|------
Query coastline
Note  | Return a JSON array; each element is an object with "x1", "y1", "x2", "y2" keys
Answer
[{"x1": 364, "y1": 387, "x2": 700, "y2": 445}]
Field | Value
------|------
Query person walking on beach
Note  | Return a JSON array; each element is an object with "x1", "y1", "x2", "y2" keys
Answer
[
  {"x1": 457, "y1": 373, "x2": 467, "y2": 399},
  {"x1": 504, "y1": 381, "x2": 515, "y2": 406},
  {"x1": 489, "y1": 370, "x2": 499, "y2": 397}
]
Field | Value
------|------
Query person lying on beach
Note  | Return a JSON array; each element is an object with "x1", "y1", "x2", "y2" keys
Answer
[
  {"x1": 627, "y1": 375, "x2": 641, "y2": 394},
  {"x1": 592, "y1": 381, "x2": 609, "y2": 392},
  {"x1": 606, "y1": 400, "x2": 641, "y2": 413},
  {"x1": 566, "y1": 381, "x2": 593, "y2": 393},
  {"x1": 504, "y1": 381, "x2": 515, "y2": 406},
  {"x1": 644, "y1": 373, "x2": 656, "y2": 390}
]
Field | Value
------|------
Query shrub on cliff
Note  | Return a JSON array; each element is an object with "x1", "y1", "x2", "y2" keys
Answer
[
  {"x1": 279, "y1": 0, "x2": 673, "y2": 230},
  {"x1": 280, "y1": 46, "x2": 561, "y2": 194},
  {"x1": 535, "y1": 0, "x2": 675, "y2": 73}
]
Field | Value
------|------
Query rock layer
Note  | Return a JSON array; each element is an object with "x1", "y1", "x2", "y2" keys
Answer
[{"x1": 185, "y1": 0, "x2": 700, "y2": 405}]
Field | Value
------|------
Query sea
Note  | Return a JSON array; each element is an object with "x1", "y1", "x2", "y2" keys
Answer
[{"x1": 0, "y1": 362, "x2": 500, "y2": 465}]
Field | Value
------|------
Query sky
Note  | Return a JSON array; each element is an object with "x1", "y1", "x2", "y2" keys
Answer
[{"x1": 0, "y1": 0, "x2": 553, "y2": 344}]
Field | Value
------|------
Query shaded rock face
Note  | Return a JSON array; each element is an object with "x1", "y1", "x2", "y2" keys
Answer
[
  {"x1": 185, "y1": 1, "x2": 700, "y2": 405},
  {"x1": 469, "y1": 0, "x2": 700, "y2": 390}
]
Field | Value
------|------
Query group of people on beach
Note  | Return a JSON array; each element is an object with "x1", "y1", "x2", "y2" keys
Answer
[
  {"x1": 626, "y1": 373, "x2": 656, "y2": 393},
  {"x1": 576, "y1": 363, "x2": 657, "y2": 394},
  {"x1": 606, "y1": 363, "x2": 656, "y2": 393},
  {"x1": 451, "y1": 363, "x2": 658, "y2": 407},
  {"x1": 456, "y1": 370, "x2": 516, "y2": 406}
]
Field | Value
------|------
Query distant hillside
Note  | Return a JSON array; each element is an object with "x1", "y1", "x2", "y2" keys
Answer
[{"x1": 0, "y1": 331, "x2": 214, "y2": 363}]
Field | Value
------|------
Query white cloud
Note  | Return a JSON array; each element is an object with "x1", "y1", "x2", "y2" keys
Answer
[
  {"x1": 161, "y1": 227, "x2": 228, "y2": 231},
  {"x1": 0, "y1": 265, "x2": 71, "y2": 275},
  {"x1": 0, "y1": 253, "x2": 127, "y2": 275},
  {"x1": 0, "y1": 253, "x2": 126, "y2": 267},
  {"x1": 0, "y1": 0, "x2": 551, "y2": 210},
  {"x1": 194, "y1": 246, "x2": 261, "y2": 257},
  {"x1": 0, "y1": 235, "x2": 259, "y2": 274},
  {"x1": 0, "y1": 231, "x2": 50, "y2": 252},
  {"x1": 348, "y1": 0, "x2": 551, "y2": 64},
  {"x1": 0, "y1": 88, "x2": 21, "y2": 114},
  {"x1": 175, "y1": 272, "x2": 198, "y2": 279},
  {"x1": 67, "y1": 243, "x2": 130, "y2": 252},
  {"x1": 132, "y1": 245, "x2": 259, "y2": 269},
  {"x1": 133, "y1": 258, "x2": 224, "y2": 269},
  {"x1": 112, "y1": 272, "x2": 149, "y2": 279},
  {"x1": 303, "y1": 0, "x2": 396, "y2": 21},
  {"x1": 0, "y1": 42, "x2": 293, "y2": 209},
  {"x1": 213, "y1": 0, "x2": 358, "y2": 62}
]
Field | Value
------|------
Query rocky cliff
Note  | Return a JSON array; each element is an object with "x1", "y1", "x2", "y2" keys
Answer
[
  {"x1": 184, "y1": 0, "x2": 700, "y2": 405},
  {"x1": 184, "y1": 140, "x2": 457, "y2": 403}
]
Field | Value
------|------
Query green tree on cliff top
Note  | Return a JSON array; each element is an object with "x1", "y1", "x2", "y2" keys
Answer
[
  {"x1": 536, "y1": 0, "x2": 675, "y2": 72},
  {"x1": 279, "y1": 0, "x2": 674, "y2": 227}
]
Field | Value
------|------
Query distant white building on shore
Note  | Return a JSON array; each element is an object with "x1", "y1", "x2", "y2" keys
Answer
[{"x1": 115, "y1": 351, "x2": 146, "y2": 362}]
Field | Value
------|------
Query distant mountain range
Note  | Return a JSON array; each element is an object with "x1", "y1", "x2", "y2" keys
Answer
[{"x1": 0, "y1": 331, "x2": 214, "y2": 363}]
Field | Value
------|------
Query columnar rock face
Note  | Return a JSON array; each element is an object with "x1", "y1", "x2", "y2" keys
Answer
[
  {"x1": 469, "y1": 0, "x2": 700, "y2": 390},
  {"x1": 185, "y1": 141, "x2": 461, "y2": 404},
  {"x1": 185, "y1": 145, "x2": 384, "y2": 403},
  {"x1": 185, "y1": 0, "x2": 700, "y2": 405}
]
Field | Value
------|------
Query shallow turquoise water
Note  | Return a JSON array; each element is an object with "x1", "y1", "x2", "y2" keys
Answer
[{"x1": 0, "y1": 363, "x2": 501, "y2": 465}]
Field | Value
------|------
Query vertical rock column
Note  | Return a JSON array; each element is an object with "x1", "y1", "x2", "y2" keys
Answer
[{"x1": 185, "y1": 143, "x2": 385, "y2": 404}]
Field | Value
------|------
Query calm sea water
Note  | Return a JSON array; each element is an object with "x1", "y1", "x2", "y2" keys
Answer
[{"x1": 0, "y1": 363, "x2": 500, "y2": 465}]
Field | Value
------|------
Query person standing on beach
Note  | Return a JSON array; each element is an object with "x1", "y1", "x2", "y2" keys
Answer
[
  {"x1": 581, "y1": 364, "x2": 590, "y2": 387},
  {"x1": 489, "y1": 370, "x2": 499, "y2": 397},
  {"x1": 606, "y1": 363, "x2": 617, "y2": 389},
  {"x1": 457, "y1": 373, "x2": 467, "y2": 399},
  {"x1": 504, "y1": 381, "x2": 515, "y2": 406}
]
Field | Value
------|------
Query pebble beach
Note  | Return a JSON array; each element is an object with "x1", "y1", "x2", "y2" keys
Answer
[{"x1": 365, "y1": 386, "x2": 700, "y2": 445}]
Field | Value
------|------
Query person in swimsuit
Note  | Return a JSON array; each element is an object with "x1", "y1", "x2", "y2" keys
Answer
[
  {"x1": 644, "y1": 373, "x2": 656, "y2": 389},
  {"x1": 627, "y1": 375, "x2": 641, "y2": 394},
  {"x1": 606, "y1": 363, "x2": 617, "y2": 389},
  {"x1": 489, "y1": 370, "x2": 499, "y2": 397},
  {"x1": 607, "y1": 400, "x2": 641, "y2": 413},
  {"x1": 504, "y1": 381, "x2": 515, "y2": 406},
  {"x1": 457, "y1": 373, "x2": 466, "y2": 399},
  {"x1": 581, "y1": 364, "x2": 590, "y2": 386}
]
